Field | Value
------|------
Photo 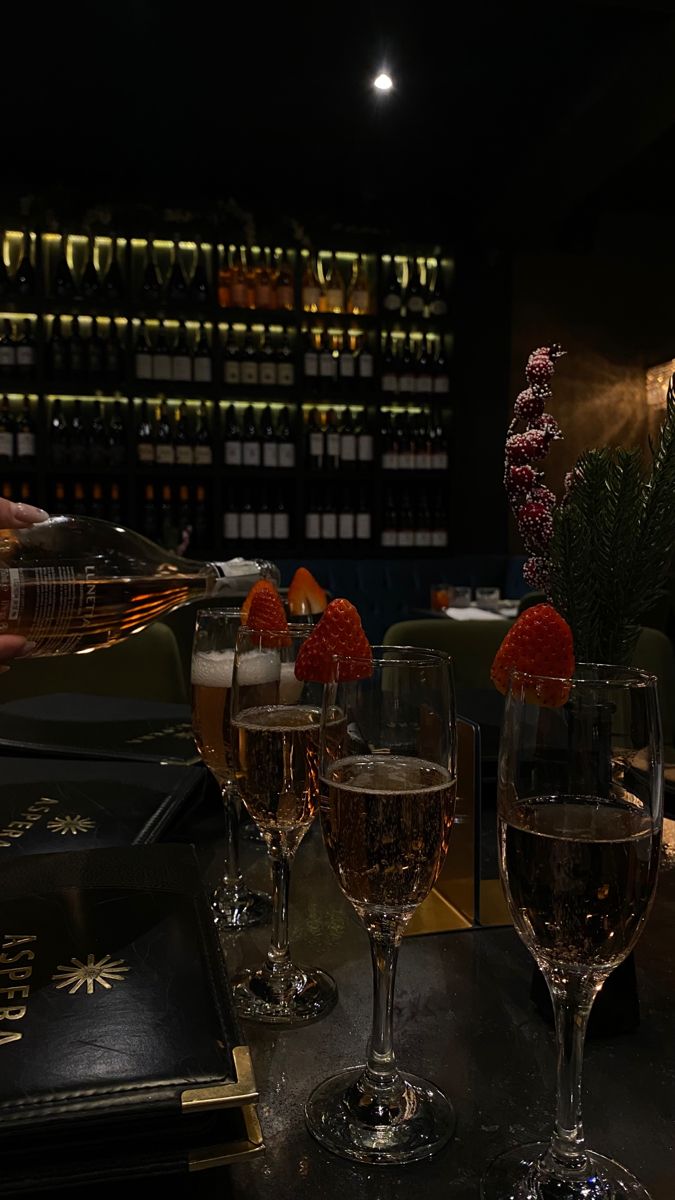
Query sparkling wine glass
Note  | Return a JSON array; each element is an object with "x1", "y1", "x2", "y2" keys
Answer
[
  {"x1": 191, "y1": 608, "x2": 271, "y2": 929},
  {"x1": 305, "y1": 646, "x2": 457, "y2": 1164},
  {"x1": 229, "y1": 624, "x2": 337, "y2": 1025},
  {"x1": 482, "y1": 664, "x2": 663, "y2": 1200}
]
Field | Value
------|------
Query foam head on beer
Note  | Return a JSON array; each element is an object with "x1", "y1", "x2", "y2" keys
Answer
[
  {"x1": 191, "y1": 649, "x2": 235, "y2": 688},
  {"x1": 236, "y1": 649, "x2": 281, "y2": 687}
]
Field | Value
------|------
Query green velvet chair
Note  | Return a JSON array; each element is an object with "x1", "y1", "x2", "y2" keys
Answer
[{"x1": 383, "y1": 618, "x2": 513, "y2": 693}]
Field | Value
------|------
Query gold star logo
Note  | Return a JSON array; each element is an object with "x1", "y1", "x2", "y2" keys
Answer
[
  {"x1": 46, "y1": 815, "x2": 96, "y2": 836},
  {"x1": 51, "y1": 954, "x2": 130, "y2": 996}
]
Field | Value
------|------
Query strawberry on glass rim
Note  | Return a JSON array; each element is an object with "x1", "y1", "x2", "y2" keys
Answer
[
  {"x1": 245, "y1": 586, "x2": 291, "y2": 648},
  {"x1": 491, "y1": 603, "x2": 575, "y2": 707},
  {"x1": 295, "y1": 599, "x2": 372, "y2": 683},
  {"x1": 287, "y1": 567, "x2": 328, "y2": 616},
  {"x1": 241, "y1": 578, "x2": 279, "y2": 624}
]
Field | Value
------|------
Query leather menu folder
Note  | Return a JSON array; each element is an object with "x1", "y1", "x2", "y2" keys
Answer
[{"x1": 0, "y1": 843, "x2": 263, "y2": 1191}]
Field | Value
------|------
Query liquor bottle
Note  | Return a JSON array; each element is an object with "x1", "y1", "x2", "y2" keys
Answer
[
  {"x1": 275, "y1": 251, "x2": 294, "y2": 310},
  {"x1": 177, "y1": 484, "x2": 193, "y2": 553},
  {"x1": 223, "y1": 487, "x2": 240, "y2": 541},
  {"x1": 305, "y1": 490, "x2": 320, "y2": 540},
  {"x1": 432, "y1": 492, "x2": 448, "y2": 547},
  {"x1": 0, "y1": 396, "x2": 14, "y2": 463},
  {"x1": 277, "y1": 332, "x2": 294, "y2": 387},
  {"x1": 171, "y1": 320, "x2": 192, "y2": 382},
  {"x1": 428, "y1": 262, "x2": 448, "y2": 317},
  {"x1": 101, "y1": 237, "x2": 125, "y2": 302},
  {"x1": 259, "y1": 329, "x2": 277, "y2": 387},
  {"x1": 272, "y1": 490, "x2": 290, "y2": 541},
  {"x1": 397, "y1": 492, "x2": 414, "y2": 547},
  {"x1": 50, "y1": 315, "x2": 67, "y2": 375},
  {"x1": 109, "y1": 481, "x2": 123, "y2": 525},
  {"x1": 105, "y1": 319, "x2": 124, "y2": 379},
  {"x1": 261, "y1": 405, "x2": 278, "y2": 468},
  {"x1": 108, "y1": 399, "x2": 126, "y2": 468},
  {"x1": 433, "y1": 339, "x2": 450, "y2": 396},
  {"x1": 398, "y1": 336, "x2": 416, "y2": 394},
  {"x1": 414, "y1": 493, "x2": 432, "y2": 548},
  {"x1": 339, "y1": 407, "x2": 356, "y2": 465},
  {"x1": 134, "y1": 322, "x2": 153, "y2": 379},
  {"x1": 301, "y1": 256, "x2": 321, "y2": 312},
  {"x1": 382, "y1": 258, "x2": 402, "y2": 314},
  {"x1": 321, "y1": 490, "x2": 337, "y2": 541},
  {"x1": 142, "y1": 483, "x2": 158, "y2": 540},
  {"x1": 87, "y1": 318, "x2": 104, "y2": 375},
  {"x1": 338, "y1": 332, "x2": 355, "y2": 387},
  {"x1": 324, "y1": 254, "x2": 344, "y2": 313},
  {"x1": 240, "y1": 488, "x2": 256, "y2": 539},
  {"x1": 53, "y1": 239, "x2": 74, "y2": 298},
  {"x1": 89, "y1": 399, "x2": 108, "y2": 468},
  {"x1": 137, "y1": 400, "x2": 155, "y2": 464},
  {"x1": 405, "y1": 259, "x2": 425, "y2": 315},
  {"x1": 356, "y1": 488, "x2": 371, "y2": 540},
  {"x1": 319, "y1": 330, "x2": 336, "y2": 385},
  {"x1": 398, "y1": 413, "x2": 415, "y2": 470},
  {"x1": 193, "y1": 324, "x2": 212, "y2": 383},
  {"x1": 347, "y1": 255, "x2": 370, "y2": 315},
  {"x1": 16, "y1": 396, "x2": 36, "y2": 463},
  {"x1": 13, "y1": 234, "x2": 35, "y2": 297},
  {"x1": 223, "y1": 326, "x2": 242, "y2": 387},
  {"x1": 223, "y1": 404, "x2": 242, "y2": 467},
  {"x1": 256, "y1": 250, "x2": 273, "y2": 309},
  {"x1": 416, "y1": 410, "x2": 432, "y2": 470},
  {"x1": 69, "y1": 399, "x2": 87, "y2": 468},
  {"x1": 141, "y1": 244, "x2": 161, "y2": 304},
  {"x1": 14, "y1": 319, "x2": 35, "y2": 376},
  {"x1": 256, "y1": 488, "x2": 273, "y2": 540},
  {"x1": 303, "y1": 330, "x2": 319, "y2": 389},
  {"x1": 174, "y1": 403, "x2": 194, "y2": 467},
  {"x1": 155, "y1": 400, "x2": 175, "y2": 467},
  {"x1": 381, "y1": 335, "x2": 398, "y2": 394},
  {"x1": 0, "y1": 248, "x2": 8, "y2": 300},
  {"x1": 72, "y1": 481, "x2": 87, "y2": 518},
  {"x1": 90, "y1": 481, "x2": 105, "y2": 520},
  {"x1": 153, "y1": 322, "x2": 171, "y2": 380},
  {"x1": 338, "y1": 491, "x2": 355, "y2": 540},
  {"x1": 0, "y1": 320, "x2": 15, "y2": 375},
  {"x1": 217, "y1": 248, "x2": 232, "y2": 308},
  {"x1": 190, "y1": 244, "x2": 210, "y2": 305},
  {"x1": 381, "y1": 492, "x2": 397, "y2": 547},
  {"x1": 432, "y1": 413, "x2": 449, "y2": 470},
  {"x1": 193, "y1": 484, "x2": 209, "y2": 554},
  {"x1": 356, "y1": 410, "x2": 374, "y2": 464},
  {"x1": 244, "y1": 248, "x2": 256, "y2": 308},
  {"x1": 230, "y1": 250, "x2": 247, "y2": 307},
  {"x1": 241, "y1": 330, "x2": 259, "y2": 387},
  {"x1": 69, "y1": 317, "x2": 85, "y2": 375},
  {"x1": 50, "y1": 398, "x2": 68, "y2": 468},
  {"x1": 356, "y1": 334, "x2": 374, "y2": 386},
  {"x1": 380, "y1": 411, "x2": 397, "y2": 470},
  {"x1": 277, "y1": 406, "x2": 295, "y2": 469},
  {"x1": 80, "y1": 243, "x2": 100, "y2": 300},
  {"x1": 415, "y1": 335, "x2": 433, "y2": 395},
  {"x1": 325, "y1": 408, "x2": 340, "y2": 469},
  {"x1": 194, "y1": 402, "x2": 213, "y2": 466},
  {"x1": 168, "y1": 242, "x2": 188, "y2": 303},
  {"x1": 53, "y1": 481, "x2": 67, "y2": 517},
  {"x1": 306, "y1": 407, "x2": 324, "y2": 469},
  {"x1": 242, "y1": 405, "x2": 261, "y2": 467}
]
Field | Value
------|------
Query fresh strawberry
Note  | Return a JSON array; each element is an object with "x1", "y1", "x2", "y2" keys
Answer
[
  {"x1": 491, "y1": 603, "x2": 575, "y2": 707},
  {"x1": 295, "y1": 598, "x2": 372, "y2": 683},
  {"x1": 287, "y1": 566, "x2": 328, "y2": 615},
  {"x1": 241, "y1": 579, "x2": 278, "y2": 624},
  {"x1": 245, "y1": 587, "x2": 290, "y2": 647}
]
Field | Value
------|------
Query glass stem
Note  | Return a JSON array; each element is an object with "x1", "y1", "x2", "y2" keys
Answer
[
  {"x1": 267, "y1": 852, "x2": 291, "y2": 970},
  {"x1": 364, "y1": 931, "x2": 402, "y2": 1093},
  {"x1": 543, "y1": 971, "x2": 600, "y2": 1174},
  {"x1": 221, "y1": 786, "x2": 242, "y2": 888}
]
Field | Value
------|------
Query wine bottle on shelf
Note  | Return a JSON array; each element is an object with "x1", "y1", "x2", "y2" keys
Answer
[
  {"x1": 105, "y1": 319, "x2": 124, "y2": 378},
  {"x1": 50, "y1": 398, "x2": 68, "y2": 468},
  {"x1": 356, "y1": 333, "x2": 374, "y2": 386},
  {"x1": 155, "y1": 400, "x2": 175, "y2": 466},
  {"x1": 432, "y1": 413, "x2": 449, "y2": 470},
  {"x1": 240, "y1": 488, "x2": 256, "y2": 539},
  {"x1": 356, "y1": 410, "x2": 374, "y2": 464},
  {"x1": 68, "y1": 317, "x2": 85, "y2": 375},
  {"x1": 381, "y1": 492, "x2": 397, "y2": 547},
  {"x1": 303, "y1": 330, "x2": 319, "y2": 391},
  {"x1": 256, "y1": 489, "x2": 273, "y2": 540},
  {"x1": 339, "y1": 407, "x2": 356, "y2": 465},
  {"x1": 432, "y1": 492, "x2": 448, "y2": 547},
  {"x1": 301, "y1": 256, "x2": 321, "y2": 312},
  {"x1": 16, "y1": 397, "x2": 35, "y2": 464},
  {"x1": 256, "y1": 250, "x2": 273, "y2": 309},
  {"x1": 15, "y1": 319, "x2": 35, "y2": 376},
  {"x1": 223, "y1": 487, "x2": 240, "y2": 541},
  {"x1": 101, "y1": 237, "x2": 125, "y2": 302},
  {"x1": 69, "y1": 399, "x2": 87, "y2": 468},
  {"x1": 168, "y1": 242, "x2": 188, "y2": 303},
  {"x1": 142, "y1": 483, "x2": 158, "y2": 540},
  {"x1": 141, "y1": 244, "x2": 161, "y2": 304},
  {"x1": 275, "y1": 252, "x2": 294, "y2": 310},
  {"x1": 53, "y1": 239, "x2": 74, "y2": 298},
  {"x1": 433, "y1": 339, "x2": 450, "y2": 395},
  {"x1": 0, "y1": 246, "x2": 8, "y2": 300},
  {"x1": 0, "y1": 396, "x2": 14, "y2": 463},
  {"x1": 134, "y1": 321, "x2": 153, "y2": 380},
  {"x1": 108, "y1": 398, "x2": 126, "y2": 468},
  {"x1": 194, "y1": 402, "x2": 213, "y2": 466},
  {"x1": 87, "y1": 318, "x2": 104, "y2": 375},
  {"x1": 428, "y1": 262, "x2": 448, "y2": 317},
  {"x1": 0, "y1": 320, "x2": 15, "y2": 375},
  {"x1": 272, "y1": 490, "x2": 290, "y2": 541},
  {"x1": 324, "y1": 254, "x2": 344, "y2": 313},
  {"x1": 50, "y1": 315, "x2": 67, "y2": 375},
  {"x1": 382, "y1": 259, "x2": 402, "y2": 314},
  {"x1": 338, "y1": 331, "x2": 355, "y2": 388},
  {"x1": 399, "y1": 336, "x2": 416, "y2": 394},
  {"x1": 319, "y1": 330, "x2": 335, "y2": 386},
  {"x1": 306, "y1": 407, "x2": 324, "y2": 470},
  {"x1": 325, "y1": 408, "x2": 340, "y2": 470},
  {"x1": 277, "y1": 332, "x2": 294, "y2": 387},
  {"x1": 381, "y1": 335, "x2": 398, "y2": 394},
  {"x1": 171, "y1": 320, "x2": 192, "y2": 382},
  {"x1": 72, "y1": 481, "x2": 87, "y2": 518},
  {"x1": 193, "y1": 324, "x2": 212, "y2": 383},
  {"x1": 277, "y1": 406, "x2": 295, "y2": 469},
  {"x1": 193, "y1": 484, "x2": 209, "y2": 554},
  {"x1": 218, "y1": 248, "x2": 232, "y2": 308},
  {"x1": 13, "y1": 234, "x2": 35, "y2": 297},
  {"x1": 397, "y1": 492, "x2": 415, "y2": 547},
  {"x1": 356, "y1": 488, "x2": 371, "y2": 540},
  {"x1": 177, "y1": 484, "x2": 193, "y2": 554},
  {"x1": 416, "y1": 410, "x2": 433, "y2": 470},
  {"x1": 348, "y1": 254, "x2": 370, "y2": 315},
  {"x1": 305, "y1": 491, "x2": 320, "y2": 540},
  {"x1": 223, "y1": 404, "x2": 242, "y2": 467},
  {"x1": 415, "y1": 335, "x2": 433, "y2": 395},
  {"x1": 89, "y1": 399, "x2": 108, "y2": 468},
  {"x1": 405, "y1": 259, "x2": 425, "y2": 315},
  {"x1": 90, "y1": 482, "x2": 105, "y2": 520},
  {"x1": 230, "y1": 250, "x2": 247, "y2": 307},
  {"x1": 223, "y1": 326, "x2": 242, "y2": 387},
  {"x1": 174, "y1": 403, "x2": 194, "y2": 466},
  {"x1": 259, "y1": 329, "x2": 277, "y2": 387},
  {"x1": 321, "y1": 490, "x2": 337, "y2": 541},
  {"x1": 261, "y1": 405, "x2": 278, "y2": 469},
  {"x1": 153, "y1": 322, "x2": 171, "y2": 380},
  {"x1": 242, "y1": 405, "x2": 261, "y2": 467},
  {"x1": 190, "y1": 244, "x2": 210, "y2": 305},
  {"x1": 414, "y1": 493, "x2": 432, "y2": 548},
  {"x1": 244, "y1": 248, "x2": 256, "y2": 309},
  {"x1": 137, "y1": 399, "x2": 155, "y2": 464},
  {"x1": 398, "y1": 413, "x2": 415, "y2": 471},
  {"x1": 380, "y1": 411, "x2": 396, "y2": 470},
  {"x1": 241, "y1": 330, "x2": 259, "y2": 387},
  {"x1": 109, "y1": 481, "x2": 123, "y2": 525},
  {"x1": 338, "y1": 491, "x2": 355, "y2": 540},
  {"x1": 80, "y1": 242, "x2": 100, "y2": 300}
]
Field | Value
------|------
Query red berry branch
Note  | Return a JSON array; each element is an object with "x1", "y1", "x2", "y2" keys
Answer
[{"x1": 505, "y1": 344, "x2": 566, "y2": 590}]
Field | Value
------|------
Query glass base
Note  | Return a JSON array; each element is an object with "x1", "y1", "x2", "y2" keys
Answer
[
  {"x1": 481, "y1": 1142, "x2": 653, "y2": 1200},
  {"x1": 232, "y1": 962, "x2": 337, "y2": 1026},
  {"x1": 305, "y1": 1065, "x2": 455, "y2": 1165},
  {"x1": 211, "y1": 884, "x2": 272, "y2": 930}
]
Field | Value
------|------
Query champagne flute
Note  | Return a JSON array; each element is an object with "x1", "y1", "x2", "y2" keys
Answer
[
  {"x1": 191, "y1": 608, "x2": 271, "y2": 928},
  {"x1": 230, "y1": 623, "x2": 337, "y2": 1024},
  {"x1": 482, "y1": 664, "x2": 663, "y2": 1200},
  {"x1": 305, "y1": 646, "x2": 457, "y2": 1164}
]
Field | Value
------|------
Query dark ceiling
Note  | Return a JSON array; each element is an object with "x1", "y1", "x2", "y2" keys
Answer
[{"x1": 4, "y1": 0, "x2": 675, "y2": 245}]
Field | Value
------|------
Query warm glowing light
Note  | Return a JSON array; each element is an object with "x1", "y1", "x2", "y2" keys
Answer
[{"x1": 373, "y1": 72, "x2": 393, "y2": 92}]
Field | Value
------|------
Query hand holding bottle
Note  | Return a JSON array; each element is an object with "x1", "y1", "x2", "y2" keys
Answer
[{"x1": 0, "y1": 498, "x2": 48, "y2": 665}]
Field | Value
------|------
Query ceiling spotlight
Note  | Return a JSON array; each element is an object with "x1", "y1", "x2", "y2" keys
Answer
[{"x1": 373, "y1": 72, "x2": 393, "y2": 92}]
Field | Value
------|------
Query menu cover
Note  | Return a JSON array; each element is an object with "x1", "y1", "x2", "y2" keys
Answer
[
  {"x1": 0, "y1": 693, "x2": 199, "y2": 765},
  {"x1": 0, "y1": 757, "x2": 208, "y2": 860},
  {"x1": 0, "y1": 843, "x2": 263, "y2": 1191}
]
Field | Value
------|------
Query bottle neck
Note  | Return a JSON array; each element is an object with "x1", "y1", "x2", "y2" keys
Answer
[{"x1": 206, "y1": 557, "x2": 280, "y2": 593}]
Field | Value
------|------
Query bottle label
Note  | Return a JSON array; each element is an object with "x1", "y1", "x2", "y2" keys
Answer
[
  {"x1": 429, "y1": 299, "x2": 448, "y2": 316},
  {"x1": 156, "y1": 445, "x2": 175, "y2": 465},
  {"x1": 320, "y1": 356, "x2": 335, "y2": 379},
  {"x1": 309, "y1": 432, "x2": 323, "y2": 458},
  {"x1": 224, "y1": 361, "x2": 241, "y2": 385},
  {"x1": 273, "y1": 512, "x2": 289, "y2": 539},
  {"x1": 432, "y1": 530, "x2": 448, "y2": 547},
  {"x1": 415, "y1": 530, "x2": 432, "y2": 547},
  {"x1": 240, "y1": 513, "x2": 256, "y2": 539},
  {"x1": 153, "y1": 354, "x2": 171, "y2": 379},
  {"x1": 194, "y1": 358, "x2": 212, "y2": 383},
  {"x1": 339, "y1": 513, "x2": 354, "y2": 539},
  {"x1": 257, "y1": 513, "x2": 272, "y2": 539},
  {"x1": 176, "y1": 446, "x2": 195, "y2": 466},
  {"x1": 415, "y1": 376, "x2": 433, "y2": 394},
  {"x1": 0, "y1": 432, "x2": 13, "y2": 458},
  {"x1": 321, "y1": 512, "x2": 337, "y2": 540},
  {"x1": 339, "y1": 355, "x2": 355, "y2": 378},
  {"x1": 278, "y1": 442, "x2": 295, "y2": 468},
  {"x1": 399, "y1": 375, "x2": 415, "y2": 394},
  {"x1": 326, "y1": 288, "x2": 343, "y2": 311},
  {"x1": 356, "y1": 512, "x2": 371, "y2": 539},
  {"x1": 16, "y1": 347, "x2": 34, "y2": 368},
  {"x1": 1, "y1": 564, "x2": 101, "y2": 657},
  {"x1": 0, "y1": 347, "x2": 15, "y2": 368},
  {"x1": 381, "y1": 529, "x2": 397, "y2": 547},
  {"x1": 263, "y1": 442, "x2": 279, "y2": 469},
  {"x1": 260, "y1": 363, "x2": 277, "y2": 387},
  {"x1": 278, "y1": 362, "x2": 294, "y2": 386},
  {"x1": 358, "y1": 352, "x2": 374, "y2": 378},
  {"x1": 242, "y1": 441, "x2": 261, "y2": 467},
  {"x1": 304, "y1": 351, "x2": 318, "y2": 377},
  {"x1": 195, "y1": 445, "x2": 213, "y2": 465},
  {"x1": 399, "y1": 452, "x2": 415, "y2": 470},
  {"x1": 357, "y1": 434, "x2": 373, "y2": 462},
  {"x1": 224, "y1": 512, "x2": 240, "y2": 540},
  {"x1": 383, "y1": 295, "x2": 401, "y2": 311},
  {"x1": 327, "y1": 433, "x2": 340, "y2": 459},
  {"x1": 241, "y1": 362, "x2": 259, "y2": 386},
  {"x1": 138, "y1": 443, "x2": 155, "y2": 464},
  {"x1": 305, "y1": 513, "x2": 320, "y2": 539},
  {"x1": 172, "y1": 356, "x2": 192, "y2": 381},
  {"x1": 340, "y1": 434, "x2": 356, "y2": 462},
  {"x1": 17, "y1": 432, "x2": 35, "y2": 458},
  {"x1": 433, "y1": 376, "x2": 450, "y2": 395},
  {"x1": 398, "y1": 530, "x2": 414, "y2": 547},
  {"x1": 350, "y1": 289, "x2": 369, "y2": 313},
  {"x1": 135, "y1": 352, "x2": 153, "y2": 379},
  {"x1": 225, "y1": 441, "x2": 243, "y2": 467},
  {"x1": 302, "y1": 286, "x2": 321, "y2": 309},
  {"x1": 381, "y1": 451, "x2": 396, "y2": 470},
  {"x1": 382, "y1": 372, "x2": 398, "y2": 393},
  {"x1": 407, "y1": 297, "x2": 424, "y2": 314},
  {"x1": 277, "y1": 286, "x2": 294, "y2": 308}
]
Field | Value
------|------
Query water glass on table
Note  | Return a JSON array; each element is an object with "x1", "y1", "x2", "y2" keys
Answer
[
  {"x1": 191, "y1": 608, "x2": 271, "y2": 929},
  {"x1": 305, "y1": 646, "x2": 457, "y2": 1165},
  {"x1": 482, "y1": 664, "x2": 662, "y2": 1200},
  {"x1": 475, "y1": 586, "x2": 501, "y2": 610}
]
